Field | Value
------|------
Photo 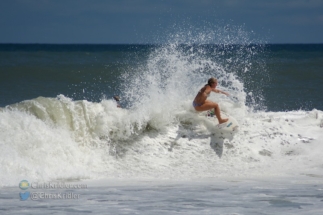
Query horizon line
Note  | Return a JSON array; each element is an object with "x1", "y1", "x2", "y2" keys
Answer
[{"x1": 1, "y1": 42, "x2": 323, "y2": 45}]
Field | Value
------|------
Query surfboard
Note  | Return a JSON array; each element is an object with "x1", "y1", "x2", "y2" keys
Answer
[{"x1": 205, "y1": 110, "x2": 239, "y2": 132}]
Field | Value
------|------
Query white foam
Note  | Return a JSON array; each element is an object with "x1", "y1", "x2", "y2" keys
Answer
[{"x1": 1, "y1": 94, "x2": 322, "y2": 187}]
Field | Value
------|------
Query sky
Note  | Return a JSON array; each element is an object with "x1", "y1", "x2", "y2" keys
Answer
[{"x1": 0, "y1": 0, "x2": 323, "y2": 44}]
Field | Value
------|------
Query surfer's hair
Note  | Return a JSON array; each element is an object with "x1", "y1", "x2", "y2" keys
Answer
[{"x1": 207, "y1": 77, "x2": 217, "y2": 86}]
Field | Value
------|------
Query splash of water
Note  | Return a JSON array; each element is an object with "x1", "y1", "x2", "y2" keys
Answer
[{"x1": 120, "y1": 24, "x2": 267, "y2": 130}]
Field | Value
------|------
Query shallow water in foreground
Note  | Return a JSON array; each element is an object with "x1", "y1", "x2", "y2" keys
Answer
[{"x1": 3, "y1": 177, "x2": 323, "y2": 215}]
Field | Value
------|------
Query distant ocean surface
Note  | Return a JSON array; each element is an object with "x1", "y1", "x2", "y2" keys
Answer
[{"x1": 1, "y1": 44, "x2": 322, "y2": 111}]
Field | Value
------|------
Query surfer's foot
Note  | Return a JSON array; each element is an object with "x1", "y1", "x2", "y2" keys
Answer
[{"x1": 218, "y1": 118, "x2": 228, "y2": 124}]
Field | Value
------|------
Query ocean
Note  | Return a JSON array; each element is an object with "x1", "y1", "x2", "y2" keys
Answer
[
  {"x1": 1, "y1": 44, "x2": 322, "y2": 110},
  {"x1": 1, "y1": 42, "x2": 323, "y2": 214}
]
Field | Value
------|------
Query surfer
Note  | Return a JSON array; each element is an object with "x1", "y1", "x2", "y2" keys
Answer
[{"x1": 193, "y1": 77, "x2": 229, "y2": 124}]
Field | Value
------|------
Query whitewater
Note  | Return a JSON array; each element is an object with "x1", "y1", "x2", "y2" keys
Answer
[{"x1": 1, "y1": 94, "x2": 323, "y2": 185}]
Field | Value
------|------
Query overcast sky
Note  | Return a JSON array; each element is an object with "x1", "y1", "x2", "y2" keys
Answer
[{"x1": 1, "y1": 0, "x2": 322, "y2": 44}]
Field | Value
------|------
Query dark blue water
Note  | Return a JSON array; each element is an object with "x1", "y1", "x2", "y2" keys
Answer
[
  {"x1": 264, "y1": 44, "x2": 323, "y2": 111},
  {"x1": 1, "y1": 44, "x2": 322, "y2": 111}
]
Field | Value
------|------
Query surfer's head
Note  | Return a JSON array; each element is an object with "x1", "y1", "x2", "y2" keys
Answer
[{"x1": 208, "y1": 77, "x2": 217, "y2": 87}]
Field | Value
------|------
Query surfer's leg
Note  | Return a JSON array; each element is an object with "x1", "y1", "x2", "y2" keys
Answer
[
  {"x1": 213, "y1": 102, "x2": 228, "y2": 124},
  {"x1": 194, "y1": 100, "x2": 228, "y2": 124}
]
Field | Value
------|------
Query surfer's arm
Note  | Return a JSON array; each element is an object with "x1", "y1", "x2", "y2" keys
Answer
[{"x1": 213, "y1": 88, "x2": 229, "y2": 96}]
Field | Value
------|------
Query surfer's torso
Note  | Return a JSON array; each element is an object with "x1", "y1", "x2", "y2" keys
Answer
[{"x1": 193, "y1": 85, "x2": 211, "y2": 106}]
